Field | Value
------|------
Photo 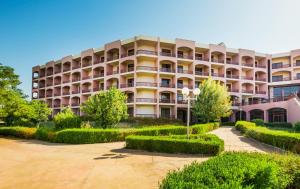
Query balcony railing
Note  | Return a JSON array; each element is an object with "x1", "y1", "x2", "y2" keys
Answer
[
  {"x1": 226, "y1": 61, "x2": 239, "y2": 65},
  {"x1": 46, "y1": 72, "x2": 53, "y2": 76},
  {"x1": 177, "y1": 69, "x2": 193, "y2": 74},
  {"x1": 54, "y1": 81, "x2": 61, "y2": 85},
  {"x1": 82, "y1": 89, "x2": 91, "y2": 93},
  {"x1": 255, "y1": 90, "x2": 267, "y2": 94},
  {"x1": 120, "y1": 83, "x2": 134, "y2": 88},
  {"x1": 127, "y1": 98, "x2": 134, "y2": 103},
  {"x1": 82, "y1": 62, "x2": 92, "y2": 67},
  {"x1": 159, "y1": 99, "x2": 175, "y2": 103},
  {"x1": 62, "y1": 103, "x2": 69, "y2": 107},
  {"x1": 195, "y1": 71, "x2": 209, "y2": 76},
  {"x1": 294, "y1": 62, "x2": 300, "y2": 67},
  {"x1": 255, "y1": 77, "x2": 267, "y2": 82},
  {"x1": 53, "y1": 104, "x2": 60, "y2": 108},
  {"x1": 177, "y1": 99, "x2": 187, "y2": 104},
  {"x1": 241, "y1": 96, "x2": 290, "y2": 105},
  {"x1": 39, "y1": 73, "x2": 46, "y2": 77},
  {"x1": 255, "y1": 64, "x2": 266, "y2": 68},
  {"x1": 211, "y1": 59, "x2": 224, "y2": 64},
  {"x1": 62, "y1": 91, "x2": 70, "y2": 95},
  {"x1": 93, "y1": 87, "x2": 104, "y2": 92},
  {"x1": 71, "y1": 102, "x2": 80, "y2": 106},
  {"x1": 272, "y1": 77, "x2": 291, "y2": 82},
  {"x1": 242, "y1": 76, "x2": 253, "y2": 80},
  {"x1": 54, "y1": 70, "x2": 61, "y2": 74},
  {"x1": 63, "y1": 67, "x2": 71, "y2": 72},
  {"x1": 72, "y1": 78, "x2": 80, "y2": 82},
  {"x1": 107, "y1": 56, "x2": 119, "y2": 62},
  {"x1": 46, "y1": 83, "x2": 53, "y2": 87},
  {"x1": 82, "y1": 76, "x2": 92, "y2": 80},
  {"x1": 72, "y1": 65, "x2": 81, "y2": 70},
  {"x1": 72, "y1": 90, "x2": 80, "y2": 94},
  {"x1": 121, "y1": 52, "x2": 135, "y2": 58},
  {"x1": 136, "y1": 66, "x2": 157, "y2": 71},
  {"x1": 242, "y1": 90, "x2": 253, "y2": 94},
  {"x1": 136, "y1": 82, "x2": 157, "y2": 87},
  {"x1": 39, "y1": 85, "x2": 45, "y2": 88},
  {"x1": 107, "y1": 85, "x2": 118, "y2": 89},
  {"x1": 211, "y1": 73, "x2": 224, "y2": 77},
  {"x1": 39, "y1": 94, "x2": 45, "y2": 98},
  {"x1": 136, "y1": 98, "x2": 157, "y2": 103},
  {"x1": 226, "y1": 75, "x2": 239, "y2": 79},
  {"x1": 160, "y1": 83, "x2": 175, "y2": 88},
  {"x1": 121, "y1": 67, "x2": 134, "y2": 73},
  {"x1": 136, "y1": 50, "x2": 157, "y2": 56},
  {"x1": 46, "y1": 93, "x2": 52, "y2": 97},
  {"x1": 177, "y1": 84, "x2": 193, "y2": 89},
  {"x1": 272, "y1": 64, "x2": 290, "y2": 69},
  {"x1": 242, "y1": 63, "x2": 253, "y2": 67},
  {"x1": 177, "y1": 54, "x2": 193, "y2": 60},
  {"x1": 63, "y1": 80, "x2": 70, "y2": 83},
  {"x1": 93, "y1": 73, "x2": 104, "y2": 78},
  {"x1": 54, "y1": 93, "x2": 61, "y2": 96},
  {"x1": 195, "y1": 57, "x2": 209, "y2": 61},
  {"x1": 106, "y1": 70, "x2": 119, "y2": 76},
  {"x1": 160, "y1": 52, "x2": 176, "y2": 57},
  {"x1": 160, "y1": 68, "x2": 175, "y2": 73}
]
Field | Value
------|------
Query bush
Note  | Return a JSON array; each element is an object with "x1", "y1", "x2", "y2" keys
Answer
[
  {"x1": 125, "y1": 134, "x2": 224, "y2": 155},
  {"x1": 53, "y1": 107, "x2": 81, "y2": 130},
  {"x1": 236, "y1": 121, "x2": 300, "y2": 154},
  {"x1": 191, "y1": 122, "x2": 219, "y2": 134},
  {"x1": 35, "y1": 127, "x2": 56, "y2": 141},
  {"x1": 221, "y1": 121, "x2": 235, "y2": 126},
  {"x1": 251, "y1": 118, "x2": 265, "y2": 126},
  {"x1": 295, "y1": 122, "x2": 300, "y2": 132},
  {"x1": 160, "y1": 152, "x2": 300, "y2": 189},
  {"x1": 124, "y1": 117, "x2": 183, "y2": 126},
  {"x1": 265, "y1": 122, "x2": 293, "y2": 128},
  {"x1": 0, "y1": 127, "x2": 36, "y2": 139}
]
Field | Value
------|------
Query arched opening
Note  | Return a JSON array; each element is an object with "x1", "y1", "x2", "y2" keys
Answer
[
  {"x1": 242, "y1": 83, "x2": 254, "y2": 94},
  {"x1": 39, "y1": 80, "x2": 45, "y2": 88},
  {"x1": 72, "y1": 72, "x2": 81, "y2": 82},
  {"x1": 268, "y1": 108, "x2": 287, "y2": 122},
  {"x1": 120, "y1": 60, "x2": 134, "y2": 73},
  {"x1": 106, "y1": 78, "x2": 119, "y2": 89},
  {"x1": 255, "y1": 71, "x2": 267, "y2": 82},
  {"x1": 54, "y1": 63, "x2": 62, "y2": 74},
  {"x1": 250, "y1": 109, "x2": 264, "y2": 120},
  {"x1": 46, "y1": 89, "x2": 53, "y2": 97},
  {"x1": 107, "y1": 48, "x2": 120, "y2": 61},
  {"x1": 54, "y1": 76, "x2": 61, "y2": 85},
  {"x1": 46, "y1": 67, "x2": 53, "y2": 76},
  {"x1": 82, "y1": 56, "x2": 92, "y2": 67},
  {"x1": 226, "y1": 68, "x2": 239, "y2": 79},
  {"x1": 82, "y1": 82, "x2": 92, "y2": 93},
  {"x1": 195, "y1": 65, "x2": 209, "y2": 76},
  {"x1": 71, "y1": 96, "x2": 80, "y2": 107},
  {"x1": 177, "y1": 46, "x2": 193, "y2": 60},
  {"x1": 63, "y1": 61, "x2": 71, "y2": 72},
  {"x1": 93, "y1": 66, "x2": 105, "y2": 78},
  {"x1": 53, "y1": 99, "x2": 61, "y2": 108},
  {"x1": 211, "y1": 51, "x2": 225, "y2": 63},
  {"x1": 62, "y1": 86, "x2": 70, "y2": 95},
  {"x1": 242, "y1": 56, "x2": 254, "y2": 67},
  {"x1": 235, "y1": 110, "x2": 246, "y2": 121},
  {"x1": 159, "y1": 60, "x2": 175, "y2": 73},
  {"x1": 177, "y1": 77, "x2": 193, "y2": 89}
]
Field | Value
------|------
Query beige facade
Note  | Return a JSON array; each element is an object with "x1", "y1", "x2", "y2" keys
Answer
[{"x1": 32, "y1": 35, "x2": 300, "y2": 122}]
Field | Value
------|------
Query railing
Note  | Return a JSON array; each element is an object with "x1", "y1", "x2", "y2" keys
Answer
[
  {"x1": 242, "y1": 90, "x2": 253, "y2": 93},
  {"x1": 39, "y1": 73, "x2": 46, "y2": 77},
  {"x1": 39, "y1": 95, "x2": 45, "y2": 98},
  {"x1": 71, "y1": 102, "x2": 80, "y2": 106},
  {"x1": 242, "y1": 63, "x2": 253, "y2": 67},
  {"x1": 177, "y1": 84, "x2": 193, "y2": 89},
  {"x1": 53, "y1": 104, "x2": 60, "y2": 108},
  {"x1": 136, "y1": 50, "x2": 157, "y2": 56},
  {"x1": 136, "y1": 98, "x2": 157, "y2": 103},
  {"x1": 54, "y1": 81, "x2": 61, "y2": 85},
  {"x1": 120, "y1": 83, "x2": 134, "y2": 88},
  {"x1": 294, "y1": 62, "x2": 300, "y2": 67},
  {"x1": 255, "y1": 77, "x2": 267, "y2": 82},
  {"x1": 54, "y1": 93, "x2": 61, "y2": 96},
  {"x1": 159, "y1": 99, "x2": 175, "y2": 103},
  {"x1": 46, "y1": 93, "x2": 52, "y2": 97},
  {"x1": 62, "y1": 91, "x2": 70, "y2": 95},
  {"x1": 136, "y1": 82, "x2": 157, "y2": 87},
  {"x1": 72, "y1": 90, "x2": 80, "y2": 94},
  {"x1": 177, "y1": 100, "x2": 187, "y2": 104},
  {"x1": 93, "y1": 73, "x2": 104, "y2": 78},
  {"x1": 160, "y1": 83, "x2": 175, "y2": 88},
  {"x1": 72, "y1": 65, "x2": 81, "y2": 70},
  {"x1": 63, "y1": 80, "x2": 70, "y2": 83},
  {"x1": 177, "y1": 69, "x2": 193, "y2": 74},
  {"x1": 160, "y1": 115, "x2": 176, "y2": 119},
  {"x1": 195, "y1": 71, "x2": 209, "y2": 76},
  {"x1": 226, "y1": 75, "x2": 239, "y2": 79},
  {"x1": 255, "y1": 64, "x2": 266, "y2": 68},
  {"x1": 46, "y1": 83, "x2": 53, "y2": 87},
  {"x1": 127, "y1": 98, "x2": 134, "y2": 103},
  {"x1": 195, "y1": 57, "x2": 209, "y2": 61},
  {"x1": 94, "y1": 59, "x2": 105, "y2": 64},
  {"x1": 82, "y1": 62, "x2": 92, "y2": 67},
  {"x1": 62, "y1": 104, "x2": 69, "y2": 107},
  {"x1": 63, "y1": 67, "x2": 71, "y2": 72},
  {"x1": 242, "y1": 76, "x2": 253, "y2": 80},
  {"x1": 160, "y1": 68, "x2": 175, "y2": 73},
  {"x1": 107, "y1": 85, "x2": 118, "y2": 89},
  {"x1": 272, "y1": 64, "x2": 291, "y2": 69},
  {"x1": 136, "y1": 114, "x2": 157, "y2": 118},
  {"x1": 82, "y1": 89, "x2": 91, "y2": 93},
  {"x1": 255, "y1": 90, "x2": 267, "y2": 94},
  {"x1": 93, "y1": 87, "x2": 104, "y2": 92},
  {"x1": 242, "y1": 96, "x2": 290, "y2": 105},
  {"x1": 106, "y1": 70, "x2": 119, "y2": 75},
  {"x1": 46, "y1": 72, "x2": 53, "y2": 76},
  {"x1": 160, "y1": 52, "x2": 176, "y2": 57},
  {"x1": 211, "y1": 59, "x2": 224, "y2": 64},
  {"x1": 211, "y1": 73, "x2": 224, "y2": 77},
  {"x1": 136, "y1": 66, "x2": 157, "y2": 71},
  {"x1": 82, "y1": 76, "x2": 92, "y2": 80},
  {"x1": 226, "y1": 61, "x2": 239, "y2": 65},
  {"x1": 54, "y1": 70, "x2": 61, "y2": 74},
  {"x1": 121, "y1": 67, "x2": 134, "y2": 73},
  {"x1": 107, "y1": 56, "x2": 119, "y2": 61},
  {"x1": 72, "y1": 78, "x2": 80, "y2": 82},
  {"x1": 121, "y1": 52, "x2": 135, "y2": 58},
  {"x1": 177, "y1": 54, "x2": 193, "y2": 60},
  {"x1": 272, "y1": 77, "x2": 291, "y2": 82},
  {"x1": 39, "y1": 85, "x2": 45, "y2": 88}
]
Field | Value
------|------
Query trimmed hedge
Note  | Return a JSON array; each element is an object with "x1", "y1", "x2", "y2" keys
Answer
[
  {"x1": 55, "y1": 123, "x2": 220, "y2": 144},
  {"x1": 236, "y1": 121, "x2": 300, "y2": 153},
  {"x1": 220, "y1": 121, "x2": 235, "y2": 126},
  {"x1": 0, "y1": 127, "x2": 36, "y2": 139},
  {"x1": 125, "y1": 134, "x2": 224, "y2": 155},
  {"x1": 160, "y1": 152, "x2": 300, "y2": 189},
  {"x1": 265, "y1": 122, "x2": 293, "y2": 128}
]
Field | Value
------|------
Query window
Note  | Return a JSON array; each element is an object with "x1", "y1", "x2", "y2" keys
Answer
[
  {"x1": 272, "y1": 62, "x2": 283, "y2": 69},
  {"x1": 272, "y1": 75, "x2": 283, "y2": 82},
  {"x1": 297, "y1": 73, "x2": 300, "y2": 79},
  {"x1": 162, "y1": 48, "x2": 171, "y2": 54},
  {"x1": 177, "y1": 51, "x2": 184, "y2": 58},
  {"x1": 195, "y1": 53, "x2": 203, "y2": 60},
  {"x1": 177, "y1": 65, "x2": 183, "y2": 73},
  {"x1": 128, "y1": 64, "x2": 134, "y2": 72},
  {"x1": 226, "y1": 57, "x2": 231, "y2": 63},
  {"x1": 161, "y1": 108, "x2": 171, "y2": 118},
  {"x1": 161, "y1": 79, "x2": 170, "y2": 87},
  {"x1": 127, "y1": 78, "x2": 134, "y2": 87},
  {"x1": 177, "y1": 80, "x2": 183, "y2": 88}
]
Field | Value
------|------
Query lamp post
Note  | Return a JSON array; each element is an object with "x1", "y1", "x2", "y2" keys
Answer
[{"x1": 181, "y1": 87, "x2": 200, "y2": 139}]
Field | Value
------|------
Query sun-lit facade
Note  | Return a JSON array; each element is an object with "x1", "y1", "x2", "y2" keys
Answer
[{"x1": 31, "y1": 35, "x2": 300, "y2": 123}]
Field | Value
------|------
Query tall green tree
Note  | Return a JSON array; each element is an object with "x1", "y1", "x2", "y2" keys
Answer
[
  {"x1": 193, "y1": 77, "x2": 232, "y2": 123},
  {"x1": 0, "y1": 63, "x2": 21, "y2": 90},
  {"x1": 81, "y1": 87, "x2": 128, "y2": 128},
  {"x1": 29, "y1": 100, "x2": 52, "y2": 127}
]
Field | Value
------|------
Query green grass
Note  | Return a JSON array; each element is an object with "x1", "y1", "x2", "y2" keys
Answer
[{"x1": 160, "y1": 152, "x2": 300, "y2": 189}]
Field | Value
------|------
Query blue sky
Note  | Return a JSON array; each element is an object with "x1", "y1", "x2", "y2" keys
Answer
[{"x1": 1, "y1": 0, "x2": 300, "y2": 97}]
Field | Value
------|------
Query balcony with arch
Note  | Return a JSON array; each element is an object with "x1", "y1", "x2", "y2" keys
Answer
[
  {"x1": 71, "y1": 96, "x2": 80, "y2": 107},
  {"x1": 125, "y1": 91, "x2": 135, "y2": 103},
  {"x1": 93, "y1": 80, "x2": 104, "y2": 92},
  {"x1": 159, "y1": 60, "x2": 176, "y2": 73},
  {"x1": 177, "y1": 77, "x2": 193, "y2": 89},
  {"x1": 72, "y1": 58, "x2": 81, "y2": 70},
  {"x1": 136, "y1": 39, "x2": 158, "y2": 57},
  {"x1": 120, "y1": 76, "x2": 134, "y2": 88},
  {"x1": 94, "y1": 50, "x2": 105, "y2": 65},
  {"x1": 195, "y1": 65, "x2": 209, "y2": 77},
  {"x1": 54, "y1": 76, "x2": 61, "y2": 86},
  {"x1": 159, "y1": 91, "x2": 176, "y2": 104},
  {"x1": 46, "y1": 99, "x2": 52, "y2": 108},
  {"x1": 241, "y1": 68, "x2": 254, "y2": 81},
  {"x1": 106, "y1": 62, "x2": 119, "y2": 76},
  {"x1": 195, "y1": 47, "x2": 209, "y2": 61},
  {"x1": 211, "y1": 51, "x2": 225, "y2": 64},
  {"x1": 46, "y1": 67, "x2": 53, "y2": 76},
  {"x1": 226, "y1": 52, "x2": 239, "y2": 65},
  {"x1": 62, "y1": 86, "x2": 70, "y2": 96},
  {"x1": 53, "y1": 86, "x2": 61, "y2": 97},
  {"x1": 226, "y1": 68, "x2": 239, "y2": 80},
  {"x1": 71, "y1": 83, "x2": 80, "y2": 94},
  {"x1": 120, "y1": 60, "x2": 134, "y2": 74},
  {"x1": 82, "y1": 82, "x2": 92, "y2": 93},
  {"x1": 211, "y1": 65, "x2": 224, "y2": 78},
  {"x1": 62, "y1": 73, "x2": 70, "y2": 83},
  {"x1": 62, "y1": 61, "x2": 71, "y2": 72},
  {"x1": 159, "y1": 76, "x2": 175, "y2": 89},
  {"x1": 293, "y1": 55, "x2": 300, "y2": 67},
  {"x1": 255, "y1": 83, "x2": 267, "y2": 95},
  {"x1": 71, "y1": 72, "x2": 81, "y2": 82},
  {"x1": 242, "y1": 56, "x2": 254, "y2": 67},
  {"x1": 46, "y1": 89, "x2": 53, "y2": 98},
  {"x1": 82, "y1": 56, "x2": 92, "y2": 68},
  {"x1": 255, "y1": 71, "x2": 267, "y2": 82},
  {"x1": 54, "y1": 63, "x2": 62, "y2": 74},
  {"x1": 46, "y1": 77, "x2": 53, "y2": 87},
  {"x1": 106, "y1": 78, "x2": 119, "y2": 89},
  {"x1": 82, "y1": 67, "x2": 92, "y2": 80},
  {"x1": 53, "y1": 99, "x2": 61, "y2": 108},
  {"x1": 255, "y1": 56, "x2": 267, "y2": 68},
  {"x1": 39, "y1": 68, "x2": 46, "y2": 77},
  {"x1": 39, "y1": 89, "x2": 45, "y2": 98},
  {"x1": 241, "y1": 82, "x2": 254, "y2": 94},
  {"x1": 62, "y1": 97, "x2": 70, "y2": 107},
  {"x1": 106, "y1": 48, "x2": 120, "y2": 62},
  {"x1": 272, "y1": 57, "x2": 291, "y2": 69},
  {"x1": 226, "y1": 81, "x2": 239, "y2": 93},
  {"x1": 272, "y1": 71, "x2": 291, "y2": 82},
  {"x1": 93, "y1": 66, "x2": 104, "y2": 78},
  {"x1": 160, "y1": 42, "x2": 176, "y2": 58},
  {"x1": 39, "y1": 79, "x2": 45, "y2": 88},
  {"x1": 121, "y1": 41, "x2": 135, "y2": 58},
  {"x1": 177, "y1": 46, "x2": 193, "y2": 60}
]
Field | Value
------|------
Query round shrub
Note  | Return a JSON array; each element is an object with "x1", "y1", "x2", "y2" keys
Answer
[
  {"x1": 53, "y1": 107, "x2": 81, "y2": 130},
  {"x1": 160, "y1": 152, "x2": 299, "y2": 189},
  {"x1": 294, "y1": 122, "x2": 300, "y2": 132},
  {"x1": 251, "y1": 119, "x2": 265, "y2": 126}
]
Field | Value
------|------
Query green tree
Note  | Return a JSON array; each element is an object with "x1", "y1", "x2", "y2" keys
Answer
[
  {"x1": 0, "y1": 63, "x2": 21, "y2": 90},
  {"x1": 193, "y1": 77, "x2": 232, "y2": 123},
  {"x1": 53, "y1": 107, "x2": 81, "y2": 129},
  {"x1": 81, "y1": 87, "x2": 128, "y2": 128},
  {"x1": 29, "y1": 100, "x2": 52, "y2": 127}
]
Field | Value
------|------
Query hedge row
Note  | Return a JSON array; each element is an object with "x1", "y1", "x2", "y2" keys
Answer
[
  {"x1": 160, "y1": 152, "x2": 300, "y2": 189},
  {"x1": 235, "y1": 121, "x2": 300, "y2": 154},
  {"x1": 0, "y1": 123, "x2": 220, "y2": 144},
  {"x1": 125, "y1": 134, "x2": 224, "y2": 155}
]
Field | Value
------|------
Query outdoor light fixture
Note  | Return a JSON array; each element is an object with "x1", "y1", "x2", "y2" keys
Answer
[{"x1": 182, "y1": 87, "x2": 200, "y2": 139}]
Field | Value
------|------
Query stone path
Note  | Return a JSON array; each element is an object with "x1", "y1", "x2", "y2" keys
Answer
[{"x1": 210, "y1": 126, "x2": 282, "y2": 153}]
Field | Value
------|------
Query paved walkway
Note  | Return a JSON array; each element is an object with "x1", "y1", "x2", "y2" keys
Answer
[
  {"x1": 210, "y1": 126, "x2": 282, "y2": 153},
  {"x1": 0, "y1": 127, "x2": 281, "y2": 189}
]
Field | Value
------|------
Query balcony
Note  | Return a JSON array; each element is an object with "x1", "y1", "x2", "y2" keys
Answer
[
  {"x1": 226, "y1": 75, "x2": 239, "y2": 79},
  {"x1": 136, "y1": 50, "x2": 157, "y2": 56},
  {"x1": 121, "y1": 51, "x2": 135, "y2": 58},
  {"x1": 159, "y1": 99, "x2": 175, "y2": 103},
  {"x1": 136, "y1": 98, "x2": 157, "y2": 103},
  {"x1": 255, "y1": 90, "x2": 267, "y2": 95},
  {"x1": 121, "y1": 67, "x2": 134, "y2": 73},
  {"x1": 93, "y1": 86, "x2": 104, "y2": 92},
  {"x1": 54, "y1": 70, "x2": 61, "y2": 74},
  {"x1": 94, "y1": 73, "x2": 104, "y2": 78},
  {"x1": 255, "y1": 64, "x2": 266, "y2": 68},
  {"x1": 177, "y1": 99, "x2": 187, "y2": 104},
  {"x1": 72, "y1": 65, "x2": 81, "y2": 70},
  {"x1": 82, "y1": 62, "x2": 92, "y2": 68},
  {"x1": 62, "y1": 103, "x2": 69, "y2": 107},
  {"x1": 160, "y1": 52, "x2": 176, "y2": 57},
  {"x1": 195, "y1": 57, "x2": 209, "y2": 61},
  {"x1": 106, "y1": 70, "x2": 119, "y2": 76},
  {"x1": 177, "y1": 54, "x2": 193, "y2": 60},
  {"x1": 160, "y1": 83, "x2": 175, "y2": 88},
  {"x1": 136, "y1": 66, "x2": 157, "y2": 71},
  {"x1": 242, "y1": 76, "x2": 253, "y2": 80},
  {"x1": 136, "y1": 82, "x2": 157, "y2": 87},
  {"x1": 63, "y1": 67, "x2": 71, "y2": 72},
  {"x1": 160, "y1": 68, "x2": 175, "y2": 73},
  {"x1": 226, "y1": 61, "x2": 239, "y2": 65},
  {"x1": 272, "y1": 77, "x2": 291, "y2": 82},
  {"x1": 294, "y1": 62, "x2": 300, "y2": 67},
  {"x1": 39, "y1": 94, "x2": 45, "y2": 98},
  {"x1": 46, "y1": 83, "x2": 53, "y2": 87},
  {"x1": 72, "y1": 90, "x2": 80, "y2": 94},
  {"x1": 107, "y1": 56, "x2": 119, "y2": 62},
  {"x1": 211, "y1": 73, "x2": 224, "y2": 78},
  {"x1": 82, "y1": 89, "x2": 91, "y2": 93},
  {"x1": 211, "y1": 59, "x2": 224, "y2": 64},
  {"x1": 54, "y1": 81, "x2": 61, "y2": 86},
  {"x1": 195, "y1": 71, "x2": 209, "y2": 76},
  {"x1": 46, "y1": 72, "x2": 53, "y2": 76},
  {"x1": 82, "y1": 76, "x2": 92, "y2": 80},
  {"x1": 62, "y1": 91, "x2": 70, "y2": 95},
  {"x1": 177, "y1": 69, "x2": 193, "y2": 74},
  {"x1": 242, "y1": 90, "x2": 253, "y2": 94},
  {"x1": 54, "y1": 93, "x2": 61, "y2": 96},
  {"x1": 120, "y1": 83, "x2": 134, "y2": 88},
  {"x1": 39, "y1": 85, "x2": 45, "y2": 89},
  {"x1": 177, "y1": 84, "x2": 193, "y2": 89},
  {"x1": 72, "y1": 78, "x2": 80, "y2": 82},
  {"x1": 272, "y1": 64, "x2": 290, "y2": 69},
  {"x1": 63, "y1": 80, "x2": 70, "y2": 83},
  {"x1": 255, "y1": 77, "x2": 267, "y2": 82},
  {"x1": 107, "y1": 85, "x2": 118, "y2": 89},
  {"x1": 242, "y1": 63, "x2": 253, "y2": 67},
  {"x1": 53, "y1": 104, "x2": 60, "y2": 108},
  {"x1": 94, "y1": 59, "x2": 105, "y2": 65},
  {"x1": 46, "y1": 93, "x2": 52, "y2": 97},
  {"x1": 71, "y1": 102, "x2": 80, "y2": 106}
]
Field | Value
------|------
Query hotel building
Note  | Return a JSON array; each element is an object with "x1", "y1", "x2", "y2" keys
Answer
[{"x1": 32, "y1": 35, "x2": 300, "y2": 123}]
